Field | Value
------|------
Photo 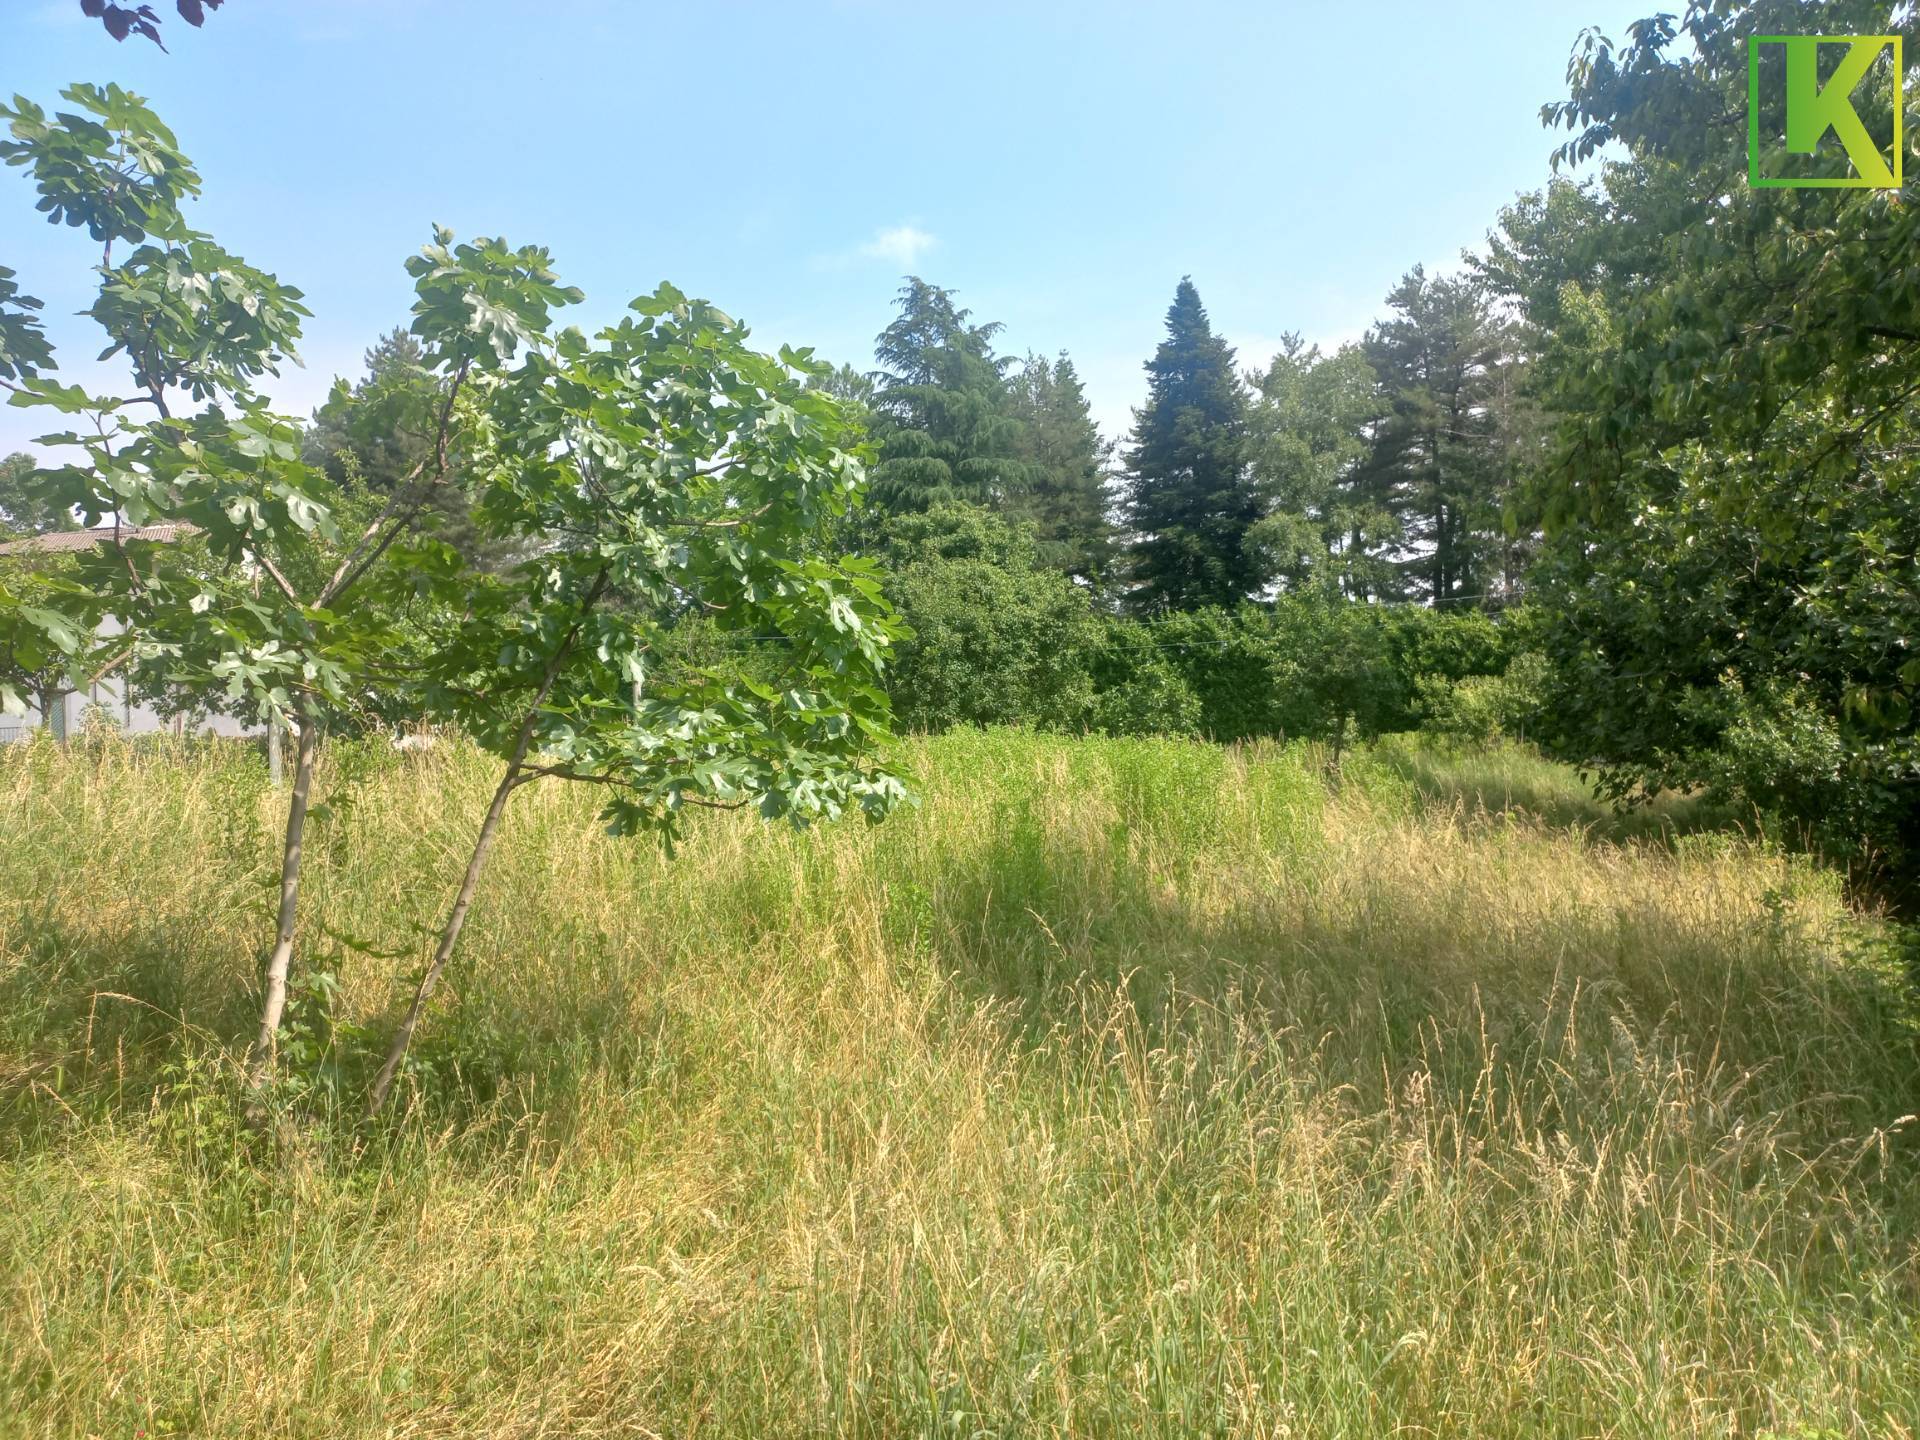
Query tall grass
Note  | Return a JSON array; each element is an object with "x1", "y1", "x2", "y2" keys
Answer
[{"x1": 0, "y1": 729, "x2": 1915, "y2": 1438}]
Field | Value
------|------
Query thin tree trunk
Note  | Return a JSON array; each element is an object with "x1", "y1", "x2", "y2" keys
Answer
[
  {"x1": 239, "y1": 374, "x2": 470, "y2": 1107},
  {"x1": 267, "y1": 715, "x2": 284, "y2": 788},
  {"x1": 362, "y1": 714, "x2": 536, "y2": 1118},
  {"x1": 250, "y1": 714, "x2": 319, "y2": 1088},
  {"x1": 363, "y1": 576, "x2": 603, "y2": 1119}
]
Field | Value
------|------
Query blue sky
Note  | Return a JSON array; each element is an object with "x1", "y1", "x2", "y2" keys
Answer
[{"x1": 4, "y1": 0, "x2": 1646, "y2": 455}]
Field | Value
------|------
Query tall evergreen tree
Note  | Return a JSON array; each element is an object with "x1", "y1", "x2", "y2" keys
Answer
[
  {"x1": 1121, "y1": 278, "x2": 1258, "y2": 613},
  {"x1": 1245, "y1": 337, "x2": 1392, "y2": 598},
  {"x1": 867, "y1": 278, "x2": 1030, "y2": 515},
  {"x1": 304, "y1": 327, "x2": 516, "y2": 570},
  {"x1": 1354, "y1": 267, "x2": 1515, "y2": 605},
  {"x1": 0, "y1": 451, "x2": 78, "y2": 537},
  {"x1": 1008, "y1": 351, "x2": 1114, "y2": 585}
]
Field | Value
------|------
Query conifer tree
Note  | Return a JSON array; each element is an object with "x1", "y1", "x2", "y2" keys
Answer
[
  {"x1": 1354, "y1": 267, "x2": 1515, "y2": 605},
  {"x1": 1121, "y1": 278, "x2": 1258, "y2": 613},
  {"x1": 304, "y1": 327, "x2": 516, "y2": 570},
  {"x1": 1008, "y1": 351, "x2": 1114, "y2": 585},
  {"x1": 867, "y1": 278, "x2": 1030, "y2": 514}
]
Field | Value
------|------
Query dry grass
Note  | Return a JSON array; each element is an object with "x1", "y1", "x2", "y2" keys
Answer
[{"x1": 0, "y1": 729, "x2": 1915, "y2": 1437}]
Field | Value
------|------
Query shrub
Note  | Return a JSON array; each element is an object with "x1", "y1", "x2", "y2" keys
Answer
[
  {"x1": 1416, "y1": 651, "x2": 1552, "y2": 744},
  {"x1": 879, "y1": 504, "x2": 1101, "y2": 732},
  {"x1": 1088, "y1": 619, "x2": 1202, "y2": 736},
  {"x1": 1147, "y1": 606, "x2": 1290, "y2": 742}
]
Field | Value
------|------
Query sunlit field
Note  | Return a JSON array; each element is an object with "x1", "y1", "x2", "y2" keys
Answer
[{"x1": 1, "y1": 731, "x2": 1915, "y2": 1438}]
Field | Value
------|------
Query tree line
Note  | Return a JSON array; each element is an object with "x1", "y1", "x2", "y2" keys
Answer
[
  {"x1": 825, "y1": 264, "x2": 1529, "y2": 616},
  {"x1": 764, "y1": 0, "x2": 1918, "y2": 906}
]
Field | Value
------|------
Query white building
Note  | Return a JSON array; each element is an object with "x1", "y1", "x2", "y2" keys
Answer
[{"x1": 0, "y1": 524, "x2": 258, "y2": 743}]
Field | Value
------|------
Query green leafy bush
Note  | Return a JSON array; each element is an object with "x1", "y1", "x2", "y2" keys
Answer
[
  {"x1": 1137, "y1": 606, "x2": 1287, "y2": 742},
  {"x1": 1415, "y1": 651, "x2": 1552, "y2": 744},
  {"x1": 1088, "y1": 619, "x2": 1202, "y2": 737},
  {"x1": 876, "y1": 508, "x2": 1526, "y2": 750},
  {"x1": 879, "y1": 504, "x2": 1101, "y2": 733}
]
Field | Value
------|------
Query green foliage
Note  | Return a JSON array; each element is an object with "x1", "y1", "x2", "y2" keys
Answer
[
  {"x1": 0, "y1": 83, "x2": 359, "y2": 729},
  {"x1": 876, "y1": 504, "x2": 1100, "y2": 735},
  {"x1": 1006, "y1": 351, "x2": 1115, "y2": 585},
  {"x1": 1510, "y1": 0, "x2": 1920, "y2": 894},
  {"x1": 304, "y1": 328, "x2": 511, "y2": 570},
  {"x1": 0, "y1": 87, "x2": 909, "y2": 1092},
  {"x1": 1414, "y1": 651, "x2": 1552, "y2": 745},
  {"x1": 805, "y1": 360, "x2": 878, "y2": 453},
  {"x1": 0, "y1": 89, "x2": 611, "y2": 746},
  {"x1": 1087, "y1": 618, "x2": 1202, "y2": 737},
  {"x1": 868, "y1": 504, "x2": 1520, "y2": 748},
  {"x1": 1130, "y1": 601, "x2": 1503, "y2": 747},
  {"x1": 399, "y1": 280, "x2": 907, "y2": 837},
  {"x1": 849, "y1": 283, "x2": 1117, "y2": 592},
  {"x1": 1386, "y1": 603, "x2": 1507, "y2": 686},
  {"x1": 0, "y1": 545, "x2": 103, "y2": 720},
  {"x1": 1245, "y1": 337, "x2": 1388, "y2": 598},
  {"x1": 1138, "y1": 605, "x2": 1290, "y2": 741},
  {"x1": 1121, "y1": 278, "x2": 1260, "y2": 613},
  {"x1": 89, "y1": 233, "x2": 310, "y2": 404},
  {"x1": 1280, "y1": 597, "x2": 1406, "y2": 761},
  {"x1": 0, "y1": 451, "x2": 78, "y2": 536},
  {"x1": 0, "y1": 266, "x2": 55, "y2": 383},
  {"x1": 0, "y1": 83, "x2": 200, "y2": 249},
  {"x1": 405, "y1": 226, "x2": 582, "y2": 370},
  {"x1": 866, "y1": 278, "x2": 1030, "y2": 516},
  {"x1": 1353, "y1": 266, "x2": 1520, "y2": 604}
]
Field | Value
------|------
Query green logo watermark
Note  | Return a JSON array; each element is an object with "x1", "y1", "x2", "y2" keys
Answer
[{"x1": 1748, "y1": 35, "x2": 1903, "y2": 188}]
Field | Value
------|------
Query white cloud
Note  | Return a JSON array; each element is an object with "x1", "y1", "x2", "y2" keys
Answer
[{"x1": 857, "y1": 224, "x2": 936, "y2": 269}]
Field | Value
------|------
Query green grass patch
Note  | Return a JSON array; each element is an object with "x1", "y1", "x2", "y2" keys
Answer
[{"x1": 0, "y1": 729, "x2": 1915, "y2": 1437}]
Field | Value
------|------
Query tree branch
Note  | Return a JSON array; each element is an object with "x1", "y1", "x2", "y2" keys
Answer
[
  {"x1": 249, "y1": 548, "x2": 302, "y2": 607},
  {"x1": 512, "y1": 760, "x2": 749, "y2": 810},
  {"x1": 315, "y1": 358, "x2": 470, "y2": 606}
]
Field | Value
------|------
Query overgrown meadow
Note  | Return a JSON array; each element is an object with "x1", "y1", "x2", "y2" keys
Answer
[{"x1": 1, "y1": 730, "x2": 1916, "y2": 1438}]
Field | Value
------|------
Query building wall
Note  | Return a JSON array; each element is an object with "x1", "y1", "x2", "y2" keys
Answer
[
  {"x1": 0, "y1": 671, "x2": 258, "y2": 743},
  {"x1": 0, "y1": 617, "x2": 257, "y2": 743}
]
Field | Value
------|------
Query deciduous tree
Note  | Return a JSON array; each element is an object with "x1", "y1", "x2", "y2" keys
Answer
[
  {"x1": 1518, "y1": 0, "x2": 1920, "y2": 895},
  {"x1": 1245, "y1": 337, "x2": 1388, "y2": 598},
  {"x1": 0, "y1": 85, "x2": 578, "y2": 1090},
  {"x1": 364, "y1": 287, "x2": 907, "y2": 1113}
]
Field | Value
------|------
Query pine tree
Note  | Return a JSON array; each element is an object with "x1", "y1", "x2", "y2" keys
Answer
[
  {"x1": 0, "y1": 451, "x2": 78, "y2": 536},
  {"x1": 1245, "y1": 337, "x2": 1393, "y2": 598},
  {"x1": 304, "y1": 327, "x2": 517, "y2": 570},
  {"x1": 867, "y1": 279, "x2": 1031, "y2": 515},
  {"x1": 1008, "y1": 351, "x2": 1114, "y2": 585},
  {"x1": 1121, "y1": 278, "x2": 1258, "y2": 613},
  {"x1": 1354, "y1": 267, "x2": 1515, "y2": 605}
]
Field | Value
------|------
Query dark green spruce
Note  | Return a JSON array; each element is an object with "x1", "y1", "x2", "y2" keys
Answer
[{"x1": 1121, "y1": 278, "x2": 1259, "y2": 613}]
